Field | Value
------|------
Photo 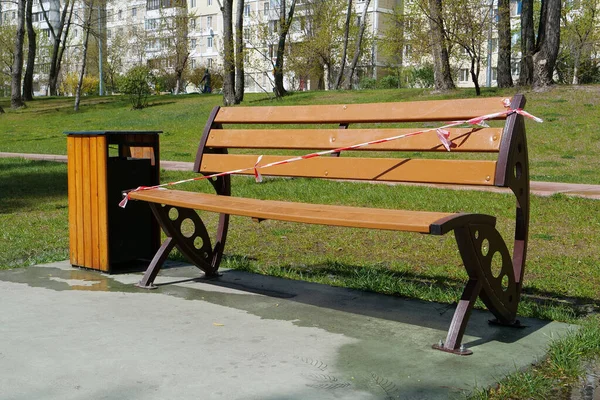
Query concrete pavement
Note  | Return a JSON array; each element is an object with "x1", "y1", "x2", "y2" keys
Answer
[
  {"x1": 2, "y1": 152, "x2": 599, "y2": 199},
  {"x1": 0, "y1": 261, "x2": 575, "y2": 400}
]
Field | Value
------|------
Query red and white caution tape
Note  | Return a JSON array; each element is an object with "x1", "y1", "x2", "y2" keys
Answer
[{"x1": 119, "y1": 99, "x2": 542, "y2": 208}]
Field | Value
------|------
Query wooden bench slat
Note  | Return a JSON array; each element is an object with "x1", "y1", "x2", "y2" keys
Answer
[
  {"x1": 129, "y1": 190, "x2": 453, "y2": 233},
  {"x1": 214, "y1": 97, "x2": 510, "y2": 124},
  {"x1": 199, "y1": 154, "x2": 497, "y2": 186},
  {"x1": 206, "y1": 128, "x2": 503, "y2": 152}
]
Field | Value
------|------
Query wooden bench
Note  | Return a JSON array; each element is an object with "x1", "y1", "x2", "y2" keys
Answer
[{"x1": 128, "y1": 95, "x2": 530, "y2": 355}]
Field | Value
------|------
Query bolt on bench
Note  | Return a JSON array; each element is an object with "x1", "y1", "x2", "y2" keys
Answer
[{"x1": 128, "y1": 95, "x2": 530, "y2": 355}]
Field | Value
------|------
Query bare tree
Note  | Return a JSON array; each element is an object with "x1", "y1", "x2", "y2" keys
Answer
[
  {"x1": 334, "y1": 0, "x2": 353, "y2": 89},
  {"x1": 344, "y1": 0, "x2": 370, "y2": 89},
  {"x1": 222, "y1": 0, "x2": 236, "y2": 105},
  {"x1": 22, "y1": 0, "x2": 36, "y2": 101},
  {"x1": 445, "y1": 0, "x2": 491, "y2": 95},
  {"x1": 496, "y1": 0, "x2": 513, "y2": 87},
  {"x1": 519, "y1": 0, "x2": 534, "y2": 85},
  {"x1": 171, "y1": 4, "x2": 190, "y2": 95},
  {"x1": 234, "y1": 0, "x2": 244, "y2": 103},
  {"x1": 286, "y1": 0, "x2": 348, "y2": 90},
  {"x1": 11, "y1": 0, "x2": 26, "y2": 108},
  {"x1": 273, "y1": 0, "x2": 297, "y2": 97},
  {"x1": 560, "y1": 0, "x2": 598, "y2": 84},
  {"x1": 75, "y1": 0, "x2": 96, "y2": 111},
  {"x1": 40, "y1": 0, "x2": 75, "y2": 95},
  {"x1": 425, "y1": 0, "x2": 455, "y2": 91},
  {"x1": 532, "y1": 0, "x2": 562, "y2": 88}
]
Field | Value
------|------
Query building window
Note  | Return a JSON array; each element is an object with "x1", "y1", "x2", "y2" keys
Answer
[
  {"x1": 459, "y1": 69, "x2": 469, "y2": 82},
  {"x1": 492, "y1": 67, "x2": 497, "y2": 81},
  {"x1": 132, "y1": 7, "x2": 137, "y2": 17},
  {"x1": 244, "y1": 4, "x2": 250, "y2": 16},
  {"x1": 207, "y1": 58, "x2": 213, "y2": 68},
  {"x1": 145, "y1": 18, "x2": 159, "y2": 30},
  {"x1": 207, "y1": 36, "x2": 213, "y2": 48},
  {"x1": 147, "y1": 0, "x2": 160, "y2": 10},
  {"x1": 207, "y1": 15, "x2": 212, "y2": 28},
  {"x1": 264, "y1": 2, "x2": 269, "y2": 14},
  {"x1": 243, "y1": 28, "x2": 250, "y2": 40},
  {"x1": 191, "y1": 38, "x2": 197, "y2": 48},
  {"x1": 208, "y1": 0, "x2": 212, "y2": 5},
  {"x1": 191, "y1": 58, "x2": 196, "y2": 69},
  {"x1": 190, "y1": 18, "x2": 196, "y2": 29},
  {"x1": 191, "y1": 0, "x2": 196, "y2": 6}
]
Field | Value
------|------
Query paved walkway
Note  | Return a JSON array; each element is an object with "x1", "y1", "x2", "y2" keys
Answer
[
  {"x1": 0, "y1": 261, "x2": 575, "y2": 400},
  {"x1": 2, "y1": 152, "x2": 600, "y2": 199}
]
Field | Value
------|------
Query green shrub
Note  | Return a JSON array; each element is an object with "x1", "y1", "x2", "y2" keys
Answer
[
  {"x1": 153, "y1": 72, "x2": 177, "y2": 94},
  {"x1": 120, "y1": 65, "x2": 153, "y2": 109},
  {"x1": 378, "y1": 74, "x2": 400, "y2": 89},
  {"x1": 358, "y1": 76, "x2": 377, "y2": 89}
]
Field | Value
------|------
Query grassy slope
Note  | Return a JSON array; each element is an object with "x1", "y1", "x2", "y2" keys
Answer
[{"x1": 0, "y1": 85, "x2": 599, "y2": 184}]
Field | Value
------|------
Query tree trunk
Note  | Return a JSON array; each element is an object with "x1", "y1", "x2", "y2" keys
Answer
[
  {"x1": 519, "y1": 0, "x2": 534, "y2": 86},
  {"x1": 23, "y1": 0, "x2": 36, "y2": 101},
  {"x1": 533, "y1": 0, "x2": 561, "y2": 88},
  {"x1": 11, "y1": 0, "x2": 26, "y2": 109},
  {"x1": 75, "y1": 2, "x2": 95, "y2": 112},
  {"x1": 222, "y1": 0, "x2": 236, "y2": 105},
  {"x1": 496, "y1": 0, "x2": 513, "y2": 87},
  {"x1": 572, "y1": 48, "x2": 580, "y2": 85},
  {"x1": 428, "y1": 0, "x2": 455, "y2": 91},
  {"x1": 41, "y1": 0, "x2": 75, "y2": 96},
  {"x1": 334, "y1": 0, "x2": 353, "y2": 89},
  {"x1": 274, "y1": 0, "x2": 297, "y2": 98},
  {"x1": 344, "y1": 0, "x2": 370, "y2": 89},
  {"x1": 470, "y1": 56, "x2": 481, "y2": 96},
  {"x1": 234, "y1": 0, "x2": 244, "y2": 103}
]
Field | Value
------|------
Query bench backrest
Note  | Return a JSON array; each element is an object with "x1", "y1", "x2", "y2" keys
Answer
[{"x1": 194, "y1": 95, "x2": 528, "y2": 191}]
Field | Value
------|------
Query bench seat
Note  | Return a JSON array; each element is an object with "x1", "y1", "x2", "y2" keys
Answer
[{"x1": 129, "y1": 189, "x2": 496, "y2": 234}]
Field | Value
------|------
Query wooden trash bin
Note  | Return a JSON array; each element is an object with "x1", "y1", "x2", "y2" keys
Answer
[{"x1": 65, "y1": 131, "x2": 161, "y2": 273}]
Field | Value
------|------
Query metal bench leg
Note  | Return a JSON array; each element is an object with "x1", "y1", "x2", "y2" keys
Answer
[
  {"x1": 135, "y1": 203, "x2": 228, "y2": 288},
  {"x1": 433, "y1": 279, "x2": 481, "y2": 355},
  {"x1": 136, "y1": 237, "x2": 176, "y2": 289},
  {"x1": 434, "y1": 223, "x2": 521, "y2": 355}
]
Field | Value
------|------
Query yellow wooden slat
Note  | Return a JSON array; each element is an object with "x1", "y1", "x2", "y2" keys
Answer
[
  {"x1": 130, "y1": 190, "x2": 454, "y2": 233},
  {"x1": 82, "y1": 137, "x2": 93, "y2": 269},
  {"x1": 214, "y1": 97, "x2": 511, "y2": 124},
  {"x1": 74, "y1": 137, "x2": 84, "y2": 267},
  {"x1": 206, "y1": 128, "x2": 502, "y2": 152},
  {"x1": 199, "y1": 154, "x2": 497, "y2": 186},
  {"x1": 89, "y1": 137, "x2": 100, "y2": 270},
  {"x1": 67, "y1": 136, "x2": 78, "y2": 266},
  {"x1": 96, "y1": 136, "x2": 109, "y2": 272}
]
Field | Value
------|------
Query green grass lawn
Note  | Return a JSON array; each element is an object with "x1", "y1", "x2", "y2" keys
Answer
[
  {"x1": 1, "y1": 85, "x2": 599, "y2": 184},
  {"x1": 1, "y1": 87, "x2": 600, "y2": 399}
]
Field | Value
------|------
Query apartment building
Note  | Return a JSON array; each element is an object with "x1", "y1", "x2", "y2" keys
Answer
[{"x1": 0, "y1": 0, "x2": 536, "y2": 95}]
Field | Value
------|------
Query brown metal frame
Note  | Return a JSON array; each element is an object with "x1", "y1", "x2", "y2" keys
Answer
[
  {"x1": 135, "y1": 98, "x2": 530, "y2": 356},
  {"x1": 137, "y1": 108, "x2": 230, "y2": 288},
  {"x1": 430, "y1": 94, "x2": 530, "y2": 355}
]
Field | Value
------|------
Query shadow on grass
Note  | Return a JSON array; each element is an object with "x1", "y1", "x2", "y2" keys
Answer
[{"x1": 0, "y1": 159, "x2": 68, "y2": 213}]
